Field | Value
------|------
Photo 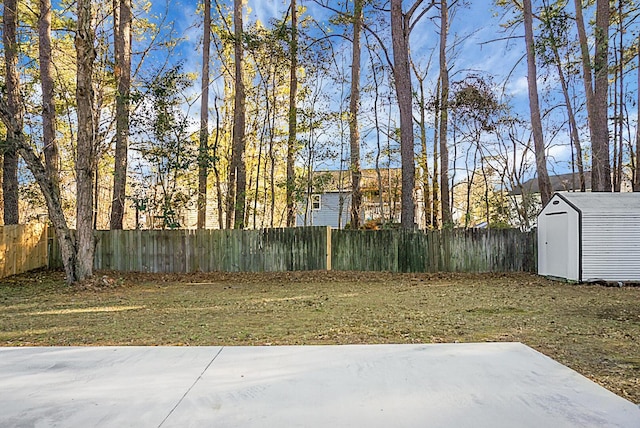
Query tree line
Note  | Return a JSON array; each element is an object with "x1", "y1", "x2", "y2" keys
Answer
[{"x1": 1, "y1": 0, "x2": 639, "y2": 282}]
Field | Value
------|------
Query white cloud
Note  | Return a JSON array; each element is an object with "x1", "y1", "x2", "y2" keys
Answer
[
  {"x1": 506, "y1": 76, "x2": 528, "y2": 97},
  {"x1": 250, "y1": 0, "x2": 284, "y2": 24}
]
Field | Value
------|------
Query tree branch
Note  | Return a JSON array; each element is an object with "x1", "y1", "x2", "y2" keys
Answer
[{"x1": 408, "y1": 0, "x2": 436, "y2": 34}]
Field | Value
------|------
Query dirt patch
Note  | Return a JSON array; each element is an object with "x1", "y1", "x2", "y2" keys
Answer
[{"x1": 1, "y1": 269, "x2": 639, "y2": 403}]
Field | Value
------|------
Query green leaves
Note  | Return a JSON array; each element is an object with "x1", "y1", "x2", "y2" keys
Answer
[{"x1": 132, "y1": 63, "x2": 197, "y2": 230}]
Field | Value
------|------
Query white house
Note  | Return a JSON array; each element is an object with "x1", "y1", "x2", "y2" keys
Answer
[{"x1": 537, "y1": 192, "x2": 640, "y2": 283}]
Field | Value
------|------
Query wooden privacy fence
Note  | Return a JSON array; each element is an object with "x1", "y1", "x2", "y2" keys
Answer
[
  {"x1": 0, "y1": 223, "x2": 49, "y2": 279},
  {"x1": 49, "y1": 227, "x2": 536, "y2": 274},
  {"x1": 50, "y1": 227, "x2": 331, "y2": 273},
  {"x1": 331, "y1": 228, "x2": 536, "y2": 273}
]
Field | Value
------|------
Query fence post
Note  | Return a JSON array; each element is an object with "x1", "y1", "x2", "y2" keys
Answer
[
  {"x1": 325, "y1": 226, "x2": 332, "y2": 271},
  {"x1": 44, "y1": 224, "x2": 49, "y2": 268}
]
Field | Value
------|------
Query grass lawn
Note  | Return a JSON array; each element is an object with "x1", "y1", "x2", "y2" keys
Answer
[{"x1": 1, "y1": 270, "x2": 639, "y2": 403}]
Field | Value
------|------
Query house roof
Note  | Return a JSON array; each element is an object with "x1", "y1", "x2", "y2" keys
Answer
[
  {"x1": 510, "y1": 172, "x2": 591, "y2": 195},
  {"x1": 554, "y1": 192, "x2": 640, "y2": 214},
  {"x1": 311, "y1": 169, "x2": 402, "y2": 192}
]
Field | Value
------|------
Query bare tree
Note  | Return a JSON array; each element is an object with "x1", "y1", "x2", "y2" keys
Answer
[
  {"x1": 229, "y1": 0, "x2": 246, "y2": 229},
  {"x1": 365, "y1": 31, "x2": 388, "y2": 225},
  {"x1": 438, "y1": 0, "x2": 452, "y2": 225},
  {"x1": 592, "y1": 0, "x2": 611, "y2": 192},
  {"x1": 38, "y1": 0, "x2": 77, "y2": 279},
  {"x1": 39, "y1": 0, "x2": 60, "y2": 192},
  {"x1": 0, "y1": 97, "x2": 80, "y2": 282},
  {"x1": 432, "y1": 78, "x2": 440, "y2": 228},
  {"x1": 110, "y1": 0, "x2": 132, "y2": 229},
  {"x1": 522, "y1": 0, "x2": 552, "y2": 205},
  {"x1": 2, "y1": 0, "x2": 21, "y2": 225},
  {"x1": 574, "y1": 0, "x2": 611, "y2": 192},
  {"x1": 539, "y1": 0, "x2": 585, "y2": 191},
  {"x1": 75, "y1": 0, "x2": 98, "y2": 279},
  {"x1": 390, "y1": 0, "x2": 436, "y2": 228},
  {"x1": 350, "y1": 0, "x2": 363, "y2": 228},
  {"x1": 0, "y1": 0, "x2": 80, "y2": 282},
  {"x1": 286, "y1": 0, "x2": 298, "y2": 227},
  {"x1": 611, "y1": 3, "x2": 619, "y2": 192},
  {"x1": 410, "y1": 56, "x2": 432, "y2": 229},
  {"x1": 198, "y1": 0, "x2": 211, "y2": 229},
  {"x1": 635, "y1": 37, "x2": 640, "y2": 192}
]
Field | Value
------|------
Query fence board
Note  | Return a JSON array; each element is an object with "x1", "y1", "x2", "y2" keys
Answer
[
  {"x1": 0, "y1": 224, "x2": 49, "y2": 278},
  {"x1": 61, "y1": 227, "x2": 328, "y2": 273},
  {"x1": 331, "y1": 228, "x2": 536, "y2": 273},
  {"x1": 47, "y1": 227, "x2": 536, "y2": 275}
]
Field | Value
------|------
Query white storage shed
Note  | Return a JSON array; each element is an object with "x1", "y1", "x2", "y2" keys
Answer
[{"x1": 537, "y1": 192, "x2": 640, "y2": 282}]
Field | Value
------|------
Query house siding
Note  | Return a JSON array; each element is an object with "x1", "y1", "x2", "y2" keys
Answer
[{"x1": 296, "y1": 193, "x2": 352, "y2": 229}]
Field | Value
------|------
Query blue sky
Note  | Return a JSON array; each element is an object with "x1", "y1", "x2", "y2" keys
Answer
[{"x1": 154, "y1": 0, "x2": 638, "y2": 183}]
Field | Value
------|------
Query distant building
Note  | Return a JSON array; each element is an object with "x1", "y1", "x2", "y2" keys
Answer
[
  {"x1": 296, "y1": 169, "x2": 405, "y2": 228},
  {"x1": 509, "y1": 172, "x2": 592, "y2": 195},
  {"x1": 296, "y1": 191, "x2": 353, "y2": 229}
]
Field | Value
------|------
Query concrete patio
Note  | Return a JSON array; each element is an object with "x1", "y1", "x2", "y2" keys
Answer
[{"x1": 0, "y1": 342, "x2": 638, "y2": 427}]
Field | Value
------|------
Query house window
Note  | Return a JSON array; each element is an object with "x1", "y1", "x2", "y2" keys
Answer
[{"x1": 311, "y1": 194, "x2": 321, "y2": 210}]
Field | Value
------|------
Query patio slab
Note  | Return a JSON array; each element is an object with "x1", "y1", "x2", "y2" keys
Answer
[{"x1": 0, "y1": 343, "x2": 638, "y2": 427}]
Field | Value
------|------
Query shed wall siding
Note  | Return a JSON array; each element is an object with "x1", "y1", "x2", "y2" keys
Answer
[{"x1": 581, "y1": 214, "x2": 640, "y2": 281}]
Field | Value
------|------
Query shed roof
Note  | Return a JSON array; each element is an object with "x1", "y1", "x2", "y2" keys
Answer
[{"x1": 554, "y1": 192, "x2": 640, "y2": 214}]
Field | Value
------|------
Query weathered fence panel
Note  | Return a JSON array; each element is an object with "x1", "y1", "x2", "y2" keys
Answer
[
  {"x1": 49, "y1": 227, "x2": 536, "y2": 274},
  {"x1": 332, "y1": 228, "x2": 536, "y2": 273},
  {"x1": 0, "y1": 224, "x2": 48, "y2": 278},
  {"x1": 447, "y1": 229, "x2": 537, "y2": 272},
  {"x1": 90, "y1": 226, "x2": 329, "y2": 273}
]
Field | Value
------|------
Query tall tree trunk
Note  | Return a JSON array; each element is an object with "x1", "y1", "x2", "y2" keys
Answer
[
  {"x1": 110, "y1": 0, "x2": 131, "y2": 229},
  {"x1": 439, "y1": 0, "x2": 452, "y2": 226},
  {"x1": 367, "y1": 35, "x2": 386, "y2": 225},
  {"x1": 110, "y1": 0, "x2": 132, "y2": 229},
  {"x1": 349, "y1": 0, "x2": 363, "y2": 229},
  {"x1": 541, "y1": 0, "x2": 585, "y2": 191},
  {"x1": 286, "y1": 0, "x2": 298, "y2": 227},
  {"x1": 573, "y1": 0, "x2": 597, "y2": 143},
  {"x1": 612, "y1": 45, "x2": 620, "y2": 192},
  {"x1": 39, "y1": 0, "x2": 60, "y2": 190},
  {"x1": 253, "y1": 100, "x2": 267, "y2": 228},
  {"x1": 198, "y1": 0, "x2": 211, "y2": 229},
  {"x1": 231, "y1": 0, "x2": 246, "y2": 229},
  {"x1": 75, "y1": 0, "x2": 97, "y2": 279},
  {"x1": 2, "y1": 0, "x2": 21, "y2": 225},
  {"x1": 212, "y1": 97, "x2": 225, "y2": 227},
  {"x1": 592, "y1": 0, "x2": 611, "y2": 191},
  {"x1": 0, "y1": 97, "x2": 78, "y2": 282},
  {"x1": 432, "y1": 79, "x2": 440, "y2": 229},
  {"x1": 391, "y1": 0, "x2": 416, "y2": 228},
  {"x1": 523, "y1": 0, "x2": 552, "y2": 205},
  {"x1": 412, "y1": 63, "x2": 431, "y2": 229},
  {"x1": 635, "y1": 37, "x2": 640, "y2": 192},
  {"x1": 556, "y1": 62, "x2": 585, "y2": 192},
  {"x1": 35, "y1": 0, "x2": 77, "y2": 282},
  {"x1": 575, "y1": 0, "x2": 611, "y2": 191},
  {"x1": 614, "y1": 0, "x2": 623, "y2": 192}
]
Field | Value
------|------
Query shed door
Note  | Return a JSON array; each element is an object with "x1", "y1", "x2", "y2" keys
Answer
[{"x1": 544, "y1": 212, "x2": 569, "y2": 278}]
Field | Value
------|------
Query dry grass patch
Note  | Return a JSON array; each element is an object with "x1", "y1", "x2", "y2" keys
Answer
[{"x1": 1, "y1": 270, "x2": 639, "y2": 403}]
